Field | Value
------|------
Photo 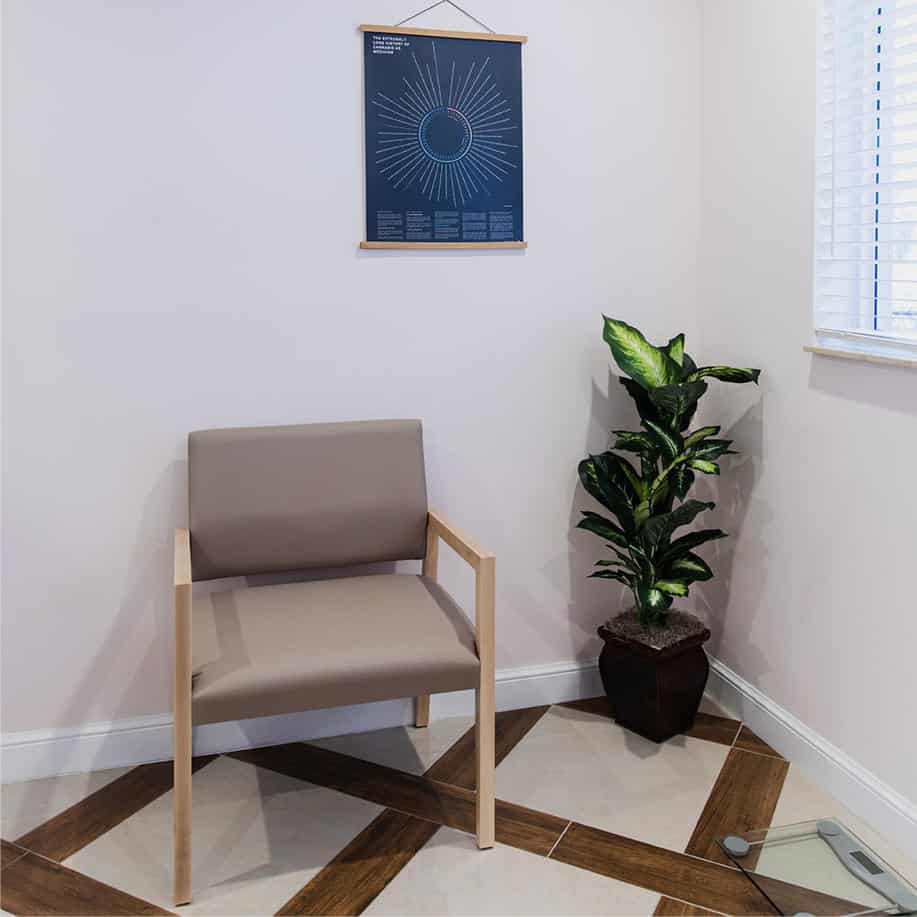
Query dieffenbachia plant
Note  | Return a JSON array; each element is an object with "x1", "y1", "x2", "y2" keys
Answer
[{"x1": 577, "y1": 317, "x2": 761, "y2": 626}]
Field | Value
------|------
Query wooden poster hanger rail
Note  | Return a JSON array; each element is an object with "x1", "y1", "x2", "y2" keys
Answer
[{"x1": 360, "y1": 0, "x2": 527, "y2": 44}]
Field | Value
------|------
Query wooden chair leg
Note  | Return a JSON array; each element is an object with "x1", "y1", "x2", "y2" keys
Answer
[
  {"x1": 475, "y1": 554, "x2": 495, "y2": 849},
  {"x1": 174, "y1": 580, "x2": 193, "y2": 906},
  {"x1": 475, "y1": 686, "x2": 495, "y2": 848},
  {"x1": 414, "y1": 694, "x2": 430, "y2": 728},
  {"x1": 173, "y1": 716, "x2": 192, "y2": 905}
]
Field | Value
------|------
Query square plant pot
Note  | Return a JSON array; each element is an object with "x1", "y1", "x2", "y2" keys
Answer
[{"x1": 597, "y1": 610, "x2": 711, "y2": 743}]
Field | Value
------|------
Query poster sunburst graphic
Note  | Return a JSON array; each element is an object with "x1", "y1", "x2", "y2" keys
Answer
[{"x1": 371, "y1": 40, "x2": 520, "y2": 205}]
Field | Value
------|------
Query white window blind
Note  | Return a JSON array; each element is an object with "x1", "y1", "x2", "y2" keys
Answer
[{"x1": 817, "y1": 0, "x2": 917, "y2": 345}]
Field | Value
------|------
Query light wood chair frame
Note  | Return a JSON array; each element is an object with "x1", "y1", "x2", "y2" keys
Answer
[{"x1": 172, "y1": 511, "x2": 495, "y2": 906}]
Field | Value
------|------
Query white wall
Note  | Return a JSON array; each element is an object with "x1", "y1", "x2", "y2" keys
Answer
[
  {"x1": 1, "y1": 1, "x2": 701, "y2": 734},
  {"x1": 698, "y1": 0, "x2": 917, "y2": 805}
]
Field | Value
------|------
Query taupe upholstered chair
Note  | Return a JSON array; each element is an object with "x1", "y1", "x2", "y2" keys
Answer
[{"x1": 172, "y1": 420, "x2": 495, "y2": 905}]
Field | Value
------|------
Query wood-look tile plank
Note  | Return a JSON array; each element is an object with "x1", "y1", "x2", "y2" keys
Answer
[
  {"x1": 230, "y1": 741, "x2": 566, "y2": 855},
  {"x1": 558, "y1": 696, "x2": 613, "y2": 719},
  {"x1": 426, "y1": 705, "x2": 550, "y2": 789},
  {"x1": 14, "y1": 755, "x2": 217, "y2": 862},
  {"x1": 686, "y1": 747, "x2": 788, "y2": 866},
  {"x1": 275, "y1": 809, "x2": 439, "y2": 916},
  {"x1": 492, "y1": 800, "x2": 568, "y2": 856},
  {"x1": 230, "y1": 741, "x2": 464, "y2": 824},
  {"x1": 550, "y1": 821, "x2": 864, "y2": 916},
  {"x1": 0, "y1": 851, "x2": 173, "y2": 915},
  {"x1": 733, "y1": 726, "x2": 783, "y2": 758},
  {"x1": 551, "y1": 822, "x2": 775, "y2": 915},
  {"x1": 273, "y1": 706, "x2": 553, "y2": 916},
  {"x1": 2, "y1": 839, "x2": 28, "y2": 870},
  {"x1": 654, "y1": 896, "x2": 723, "y2": 916},
  {"x1": 684, "y1": 712, "x2": 742, "y2": 748}
]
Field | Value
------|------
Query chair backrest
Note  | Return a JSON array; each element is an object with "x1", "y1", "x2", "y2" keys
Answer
[{"x1": 188, "y1": 419, "x2": 428, "y2": 581}]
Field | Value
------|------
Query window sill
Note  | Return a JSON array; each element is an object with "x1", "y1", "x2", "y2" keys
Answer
[{"x1": 804, "y1": 344, "x2": 917, "y2": 369}]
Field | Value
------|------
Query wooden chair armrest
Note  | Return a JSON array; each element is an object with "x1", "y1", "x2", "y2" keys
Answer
[
  {"x1": 425, "y1": 511, "x2": 495, "y2": 673},
  {"x1": 427, "y1": 510, "x2": 494, "y2": 571},
  {"x1": 174, "y1": 528, "x2": 192, "y2": 587}
]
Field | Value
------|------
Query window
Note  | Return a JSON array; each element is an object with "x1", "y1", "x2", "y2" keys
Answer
[{"x1": 816, "y1": 0, "x2": 917, "y2": 359}]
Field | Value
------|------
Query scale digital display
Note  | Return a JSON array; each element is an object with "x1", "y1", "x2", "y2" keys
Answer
[{"x1": 850, "y1": 850, "x2": 884, "y2": 876}]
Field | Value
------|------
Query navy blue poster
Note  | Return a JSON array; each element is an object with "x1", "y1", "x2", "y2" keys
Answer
[{"x1": 363, "y1": 30, "x2": 524, "y2": 245}]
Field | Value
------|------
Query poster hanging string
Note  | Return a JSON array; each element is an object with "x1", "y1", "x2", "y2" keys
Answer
[{"x1": 394, "y1": 0, "x2": 496, "y2": 34}]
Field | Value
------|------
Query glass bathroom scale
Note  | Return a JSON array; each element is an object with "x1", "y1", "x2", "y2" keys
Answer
[{"x1": 718, "y1": 819, "x2": 917, "y2": 916}]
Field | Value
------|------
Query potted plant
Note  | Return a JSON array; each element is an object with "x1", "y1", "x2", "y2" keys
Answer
[{"x1": 577, "y1": 317, "x2": 760, "y2": 743}]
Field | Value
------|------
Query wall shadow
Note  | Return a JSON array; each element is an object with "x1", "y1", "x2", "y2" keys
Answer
[{"x1": 692, "y1": 397, "x2": 771, "y2": 682}]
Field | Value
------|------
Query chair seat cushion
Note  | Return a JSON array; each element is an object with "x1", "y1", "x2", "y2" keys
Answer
[{"x1": 190, "y1": 574, "x2": 480, "y2": 725}]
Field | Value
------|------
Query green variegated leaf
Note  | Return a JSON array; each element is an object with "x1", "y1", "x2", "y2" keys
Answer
[
  {"x1": 590, "y1": 569, "x2": 635, "y2": 586},
  {"x1": 620, "y1": 377, "x2": 661, "y2": 425},
  {"x1": 680, "y1": 352, "x2": 698, "y2": 380},
  {"x1": 603, "y1": 317, "x2": 680, "y2": 389},
  {"x1": 691, "y1": 439, "x2": 734, "y2": 461},
  {"x1": 651, "y1": 474, "x2": 672, "y2": 512},
  {"x1": 640, "y1": 453, "x2": 659, "y2": 480},
  {"x1": 658, "y1": 529, "x2": 727, "y2": 566},
  {"x1": 607, "y1": 546, "x2": 643, "y2": 572},
  {"x1": 578, "y1": 457, "x2": 615, "y2": 513},
  {"x1": 670, "y1": 465, "x2": 695, "y2": 500},
  {"x1": 576, "y1": 511, "x2": 629, "y2": 547},
  {"x1": 617, "y1": 457, "x2": 646, "y2": 499},
  {"x1": 680, "y1": 397, "x2": 701, "y2": 432},
  {"x1": 593, "y1": 452, "x2": 642, "y2": 502},
  {"x1": 689, "y1": 366, "x2": 761, "y2": 384},
  {"x1": 666, "y1": 334, "x2": 685, "y2": 367},
  {"x1": 641, "y1": 499, "x2": 714, "y2": 546},
  {"x1": 647, "y1": 381, "x2": 708, "y2": 424},
  {"x1": 578, "y1": 457, "x2": 628, "y2": 511},
  {"x1": 664, "y1": 552, "x2": 713, "y2": 582},
  {"x1": 654, "y1": 579, "x2": 689, "y2": 596},
  {"x1": 643, "y1": 419, "x2": 682, "y2": 462},
  {"x1": 612, "y1": 430, "x2": 656, "y2": 454},
  {"x1": 684, "y1": 425, "x2": 720, "y2": 448},
  {"x1": 636, "y1": 584, "x2": 673, "y2": 613},
  {"x1": 688, "y1": 459, "x2": 720, "y2": 475}
]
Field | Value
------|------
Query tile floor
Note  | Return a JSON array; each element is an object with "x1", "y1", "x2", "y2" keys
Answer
[
  {"x1": 494, "y1": 704, "x2": 729, "y2": 852},
  {"x1": 1, "y1": 698, "x2": 914, "y2": 916}
]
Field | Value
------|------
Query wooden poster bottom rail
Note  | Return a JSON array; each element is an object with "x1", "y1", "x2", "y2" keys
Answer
[{"x1": 359, "y1": 241, "x2": 527, "y2": 250}]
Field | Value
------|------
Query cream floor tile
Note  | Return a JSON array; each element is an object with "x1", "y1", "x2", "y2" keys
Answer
[
  {"x1": 0, "y1": 765, "x2": 131, "y2": 840},
  {"x1": 311, "y1": 714, "x2": 474, "y2": 774},
  {"x1": 365, "y1": 826, "x2": 659, "y2": 916},
  {"x1": 65, "y1": 755, "x2": 384, "y2": 915},
  {"x1": 770, "y1": 764, "x2": 917, "y2": 886},
  {"x1": 494, "y1": 705, "x2": 728, "y2": 852}
]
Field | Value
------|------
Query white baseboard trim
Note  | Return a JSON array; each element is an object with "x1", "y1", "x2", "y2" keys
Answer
[
  {"x1": 5, "y1": 653, "x2": 915, "y2": 861},
  {"x1": 0, "y1": 660, "x2": 602, "y2": 785},
  {"x1": 706, "y1": 657, "x2": 917, "y2": 857}
]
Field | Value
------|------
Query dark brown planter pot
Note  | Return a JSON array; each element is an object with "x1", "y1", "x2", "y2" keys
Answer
[{"x1": 597, "y1": 618, "x2": 711, "y2": 743}]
